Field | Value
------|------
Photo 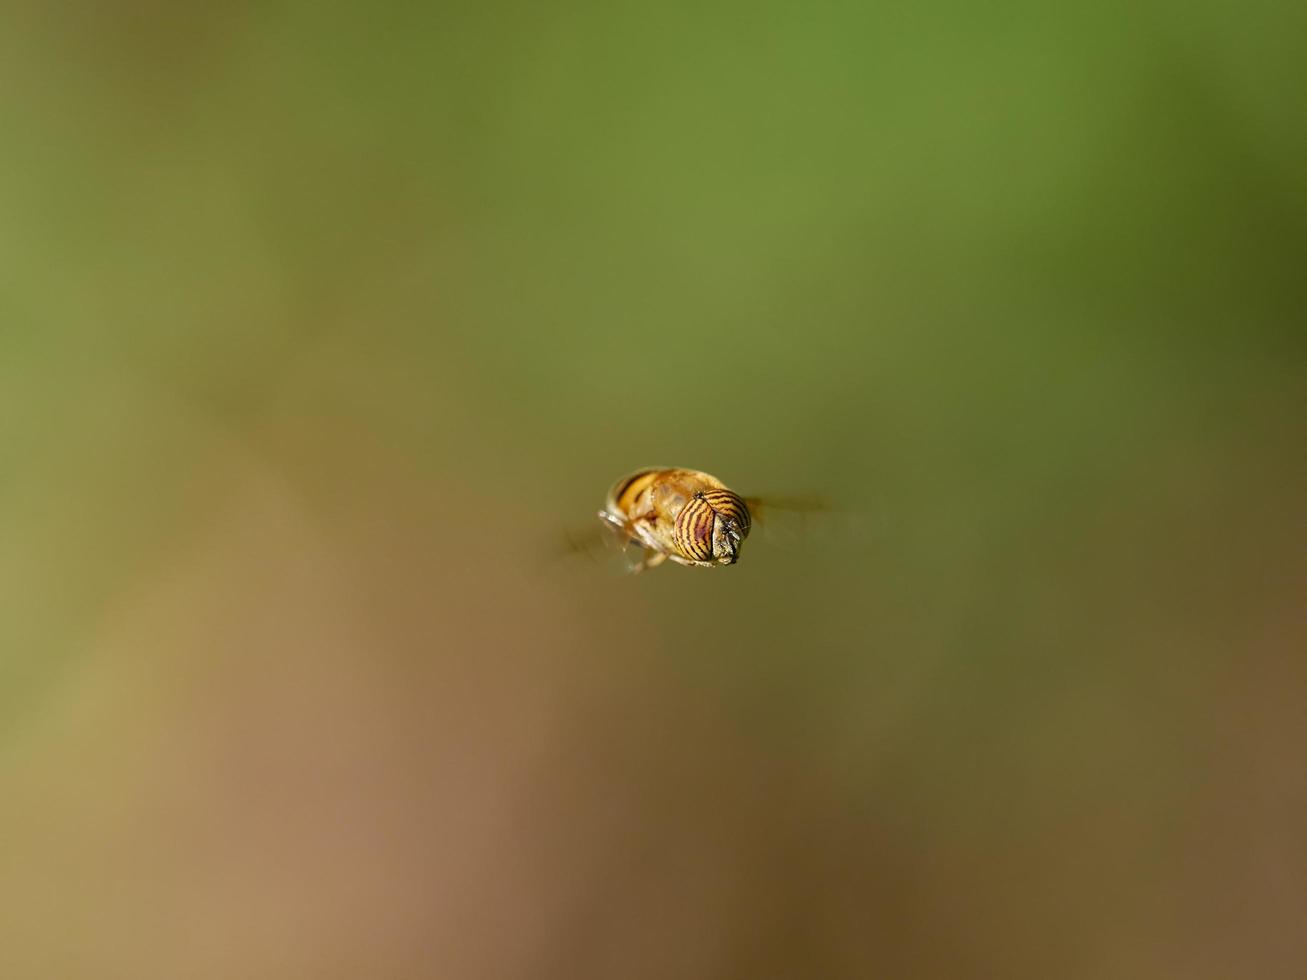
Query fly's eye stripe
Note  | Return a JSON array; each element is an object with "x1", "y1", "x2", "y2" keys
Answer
[
  {"x1": 673, "y1": 496, "x2": 716, "y2": 561},
  {"x1": 672, "y1": 490, "x2": 752, "y2": 560},
  {"x1": 699, "y1": 490, "x2": 751, "y2": 537}
]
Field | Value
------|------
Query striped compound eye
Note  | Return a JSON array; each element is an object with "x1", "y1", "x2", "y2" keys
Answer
[{"x1": 672, "y1": 489, "x2": 752, "y2": 564}]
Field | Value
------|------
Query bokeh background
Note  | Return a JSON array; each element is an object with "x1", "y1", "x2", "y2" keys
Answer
[{"x1": 2, "y1": 2, "x2": 1304, "y2": 977}]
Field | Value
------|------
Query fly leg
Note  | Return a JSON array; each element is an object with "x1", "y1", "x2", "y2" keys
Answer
[
  {"x1": 632, "y1": 551, "x2": 667, "y2": 573},
  {"x1": 626, "y1": 511, "x2": 669, "y2": 572}
]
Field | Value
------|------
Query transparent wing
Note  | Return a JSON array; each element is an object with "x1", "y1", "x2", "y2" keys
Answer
[
  {"x1": 741, "y1": 492, "x2": 846, "y2": 552},
  {"x1": 743, "y1": 493, "x2": 832, "y2": 523},
  {"x1": 544, "y1": 516, "x2": 652, "y2": 574}
]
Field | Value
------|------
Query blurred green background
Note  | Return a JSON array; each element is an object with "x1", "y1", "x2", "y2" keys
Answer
[{"x1": 1, "y1": 1, "x2": 1304, "y2": 977}]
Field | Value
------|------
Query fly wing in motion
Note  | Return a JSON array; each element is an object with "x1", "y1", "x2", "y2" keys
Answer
[
  {"x1": 743, "y1": 493, "x2": 832, "y2": 522},
  {"x1": 740, "y1": 492, "x2": 845, "y2": 554},
  {"x1": 548, "y1": 520, "x2": 653, "y2": 574}
]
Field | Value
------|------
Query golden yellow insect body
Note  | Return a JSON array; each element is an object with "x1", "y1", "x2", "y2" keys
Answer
[{"x1": 598, "y1": 468, "x2": 752, "y2": 569}]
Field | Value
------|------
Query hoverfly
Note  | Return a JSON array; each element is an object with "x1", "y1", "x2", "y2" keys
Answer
[{"x1": 597, "y1": 467, "x2": 756, "y2": 570}]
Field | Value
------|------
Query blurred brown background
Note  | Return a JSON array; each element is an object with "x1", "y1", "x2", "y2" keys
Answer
[{"x1": 1, "y1": 2, "x2": 1304, "y2": 977}]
